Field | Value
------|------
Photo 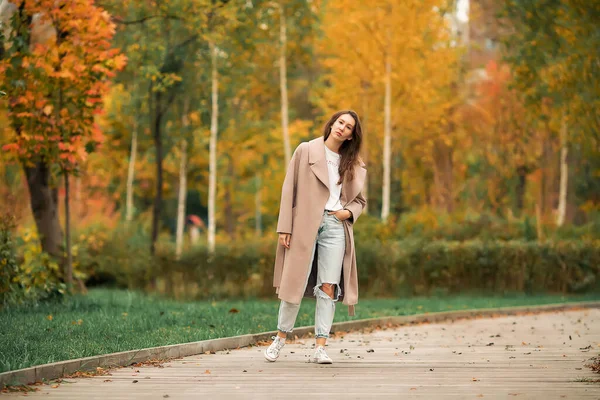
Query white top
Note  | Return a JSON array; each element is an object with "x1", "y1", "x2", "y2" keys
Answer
[{"x1": 324, "y1": 145, "x2": 343, "y2": 211}]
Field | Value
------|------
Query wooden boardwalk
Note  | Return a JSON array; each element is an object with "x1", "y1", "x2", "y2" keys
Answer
[{"x1": 5, "y1": 308, "x2": 600, "y2": 399}]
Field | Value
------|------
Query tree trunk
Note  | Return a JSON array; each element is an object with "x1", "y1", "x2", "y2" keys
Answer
[
  {"x1": 539, "y1": 122, "x2": 556, "y2": 218},
  {"x1": 208, "y1": 41, "x2": 219, "y2": 253},
  {"x1": 381, "y1": 52, "x2": 392, "y2": 221},
  {"x1": 126, "y1": 112, "x2": 138, "y2": 223},
  {"x1": 64, "y1": 172, "x2": 72, "y2": 287},
  {"x1": 75, "y1": 176, "x2": 81, "y2": 219},
  {"x1": 151, "y1": 89, "x2": 164, "y2": 256},
  {"x1": 515, "y1": 165, "x2": 528, "y2": 215},
  {"x1": 432, "y1": 138, "x2": 454, "y2": 213},
  {"x1": 556, "y1": 113, "x2": 568, "y2": 227},
  {"x1": 23, "y1": 162, "x2": 63, "y2": 258},
  {"x1": 279, "y1": 2, "x2": 291, "y2": 167},
  {"x1": 175, "y1": 139, "x2": 187, "y2": 260},
  {"x1": 175, "y1": 98, "x2": 190, "y2": 260},
  {"x1": 565, "y1": 141, "x2": 578, "y2": 224},
  {"x1": 224, "y1": 156, "x2": 235, "y2": 239},
  {"x1": 255, "y1": 173, "x2": 262, "y2": 236}
]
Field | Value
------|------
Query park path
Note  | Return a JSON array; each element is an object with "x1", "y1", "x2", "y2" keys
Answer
[{"x1": 5, "y1": 308, "x2": 600, "y2": 399}]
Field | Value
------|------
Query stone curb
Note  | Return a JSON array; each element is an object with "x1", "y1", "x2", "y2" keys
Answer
[{"x1": 2, "y1": 300, "x2": 599, "y2": 387}]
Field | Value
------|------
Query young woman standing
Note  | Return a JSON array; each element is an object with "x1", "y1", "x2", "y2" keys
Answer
[{"x1": 264, "y1": 110, "x2": 367, "y2": 364}]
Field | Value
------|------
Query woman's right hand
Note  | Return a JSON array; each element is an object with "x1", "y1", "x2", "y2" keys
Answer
[{"x1": 279, "y1": 233, "x2": 291, "y2": 249}]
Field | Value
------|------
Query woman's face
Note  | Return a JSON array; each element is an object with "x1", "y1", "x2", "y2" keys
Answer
[{"x1": 330, "y1": 113, "x2": 355, "y2": 141}]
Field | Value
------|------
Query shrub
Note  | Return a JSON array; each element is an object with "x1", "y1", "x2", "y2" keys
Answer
[{"x1": 1, "y1": 226, "x2": 66, "y2": 307}]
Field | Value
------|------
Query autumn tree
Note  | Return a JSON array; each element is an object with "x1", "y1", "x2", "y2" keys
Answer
[
  {"x1": 0, "y1": 1, "x2": 125, "y2": 284},
  {"x1": 501, "y1": 0, "x2": 600, "y2": 225},
  {"x1": 316, "y1": 0, "x2": 460, "y2": 220}
]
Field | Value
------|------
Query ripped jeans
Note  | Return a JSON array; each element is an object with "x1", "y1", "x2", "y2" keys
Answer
[{"x1": 277, "y1": 210, "x2": 346, "y2": 339}]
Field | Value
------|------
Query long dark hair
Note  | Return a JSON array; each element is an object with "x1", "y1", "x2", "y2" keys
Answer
[{"x1": 322, "y1": 110, "x2": 363, "y2": 183}]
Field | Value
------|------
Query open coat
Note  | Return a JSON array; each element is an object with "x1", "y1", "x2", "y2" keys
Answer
[{"x1": 273, "y1": 136, "x2": 367, "y2": 316}]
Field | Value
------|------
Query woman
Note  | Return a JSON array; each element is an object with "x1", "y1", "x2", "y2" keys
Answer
[{"x1": 264, "y1": 110, "x2": 367, "y2": 365}]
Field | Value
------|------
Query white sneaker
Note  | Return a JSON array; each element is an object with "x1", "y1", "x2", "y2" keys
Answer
[
  {"x1": 264, "y1": 335, "x2": 286, "y2": 362},
  {"x1": 312, "y1": 345, "x2": 333, "y2": 364}
]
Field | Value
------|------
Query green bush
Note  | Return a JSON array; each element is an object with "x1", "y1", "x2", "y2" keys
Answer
[
  {"x1": 75, "y1": 222, "x2": 156, "y2": 289},
  {"x1": 78, "y1": 234, "x2": 599, "y2": 300},
  {"x1": 0, "y1": 214, "x2": 19, "y2": 307},
  {"x1": 388, "y1": 240, "x2": 600, "y2": 296},
  {"x1": 1, "y1": 221, "x2": 66, "y2": 308},
  {"x1": 66, "y1": 218, "x2": 600, "y2": 301}
]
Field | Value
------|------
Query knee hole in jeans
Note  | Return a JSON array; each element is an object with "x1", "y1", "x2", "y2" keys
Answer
[{"x1": 319, "y1": 283, "x2": 335, "y2": 299}]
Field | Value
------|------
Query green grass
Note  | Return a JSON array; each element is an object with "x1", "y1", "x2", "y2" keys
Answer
[{"x1": 1, "y1": 288, "x2": 599, "y2": 373}]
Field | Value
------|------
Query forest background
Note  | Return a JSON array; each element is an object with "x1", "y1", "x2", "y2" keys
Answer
[{"x1": 0, "y1": 0, "x2": 599, "y2": 306}]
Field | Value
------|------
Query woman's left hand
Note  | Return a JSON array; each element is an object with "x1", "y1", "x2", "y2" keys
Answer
[{"x1": 328, "y1": 209, "x2": 352, "y2": 221}]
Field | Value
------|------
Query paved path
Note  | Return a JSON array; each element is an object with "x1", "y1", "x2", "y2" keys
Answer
[{"x1": 5, "y1": 309, "x2": 600, "y2": 399}]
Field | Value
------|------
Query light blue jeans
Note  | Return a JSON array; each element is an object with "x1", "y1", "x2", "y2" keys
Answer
[{"x1": 277, "y1": 211, "x2": 346, "y2": 338}]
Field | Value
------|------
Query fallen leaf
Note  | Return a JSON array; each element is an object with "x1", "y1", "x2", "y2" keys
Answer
[
  {"x1": 229, "y1": 308, "x2": 239, "y2": 313},
  {"x1": 472, "y1": 378, "x2": 480, "y2": 381},
  {"x1": 204, "y1": 370, "x2": 211, "y2": 374},
  {"x1": 46, "y1": 315, "x2": 53, "y2": 321},
  {"x1": 103, "y1": 379, "x2": 112, "y2": 383},
  {"x1": 132, "y1": 380, "x2": 138, "y2": 383},
  {"x1": 50, "y1": 384, "x2": 59, "y2": 388}
]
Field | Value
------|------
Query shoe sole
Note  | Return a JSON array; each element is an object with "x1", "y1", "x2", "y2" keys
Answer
[
  {"x1": 316, "y1": 359, "x2": 333, "y2": 364},
  {"x1": 264, "y1": 350, "x2": 278, "y2": 362}
]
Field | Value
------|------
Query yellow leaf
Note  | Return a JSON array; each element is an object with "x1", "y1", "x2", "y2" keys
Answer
[
  {"x1": 46, "y1": 314, "x2": 53, "y2": 321},
  {"x1": 43, "y1": 105, "x2": 53, "y2": 116}
]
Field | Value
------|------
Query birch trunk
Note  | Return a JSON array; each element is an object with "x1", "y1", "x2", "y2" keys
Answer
[
  {"x1": 279, "y1": 3, "x2": 291, "y2": 167},
  {"x1": 556, "y1": 112, "x2": 568, "y2": 227},
  {"x1": 175, "y1": 140, "x2": 187, "y2": 260},
  {"x1": 381, "y1": 52, "x2": 392, "y2": 221},
  {"x1": 125, "y1": 115, "x2": 138, "y2": 222},
  {"x1": 208, "y1": 41, "x2": 219, "y2": 253},
  {"x1": 176, "y1": 99, "x2": 190, "y2": 259}
]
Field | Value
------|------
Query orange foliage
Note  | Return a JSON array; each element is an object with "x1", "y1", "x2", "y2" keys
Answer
[{"x1": 0, "y1": 0, "x2": 126, "y2": 171}]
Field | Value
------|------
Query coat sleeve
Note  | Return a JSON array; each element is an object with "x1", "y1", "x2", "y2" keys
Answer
[
  {"x1": 344, "y1": 190, "x2": 366, "y2": 224},
  {"x1": 276, "y1": 144, "x2": 303, "y2": 234}
]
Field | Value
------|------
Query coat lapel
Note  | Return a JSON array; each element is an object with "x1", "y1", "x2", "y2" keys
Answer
[
  {"x1": 309, "y1": 136, "x2": 367, "y2": 204},
  {"x1": 308, "y1": 137, "x2": 329, "y2": 190}
]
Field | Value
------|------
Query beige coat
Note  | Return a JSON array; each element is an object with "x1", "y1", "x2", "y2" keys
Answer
[{"x1": 273, "y1": 136, "x2": 367, "y2": 316}]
